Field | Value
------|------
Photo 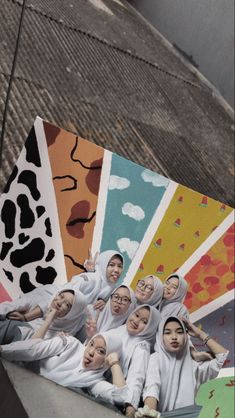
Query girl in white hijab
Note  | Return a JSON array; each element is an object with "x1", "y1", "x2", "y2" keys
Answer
[
  {"x1": 134, "y1": 275, "x2": 163, "y2": 308},
  {"x1": 0, "y1": 287, "x2": 86, "y2": 343},
  {"x1": 105, "y1": 305, "x2": 162, "y2": 417},
  {"x1": 85, "y1": 285, "x2": 137, "y2": 338},
  {"x1": 158, "y1": 274, "x2": 189, "y2": 318},
  {"x1": 68, "y1": 250, "x2": 124, "y2": 306},
  {"x1": 141, "y1": 316, "x2": 228, "y2": 415},
  {"x1": 0, "y1": 330, "x2": 130, "y2": 404}
]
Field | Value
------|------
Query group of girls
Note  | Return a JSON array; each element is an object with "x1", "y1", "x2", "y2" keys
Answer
[{"x1": 0, "y1": 250, "x2": 228, "y2": 417}]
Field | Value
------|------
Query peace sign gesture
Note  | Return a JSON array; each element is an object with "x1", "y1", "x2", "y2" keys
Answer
[{"x1": 84, "y1": 248, "x2": 99, "y2": 272}]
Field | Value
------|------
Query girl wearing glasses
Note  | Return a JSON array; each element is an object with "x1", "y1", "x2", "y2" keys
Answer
[
  {"x1": 134, "y1": 275, "x2": 163, "y2": 308},
  {"x1": 85, "y1": 285, "x2": 137, "y2": 339},
  {"x1": 105, "y1": 305, "x2": 162, "y2": 417},
  {"x1": 140, "y1": 316, "x2": 228, "y2": 415}
]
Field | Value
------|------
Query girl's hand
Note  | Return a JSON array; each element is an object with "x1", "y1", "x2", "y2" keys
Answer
[
  {"x1": 93, "y1": 299, "x2": 106, "y2": 311},
  {"x1": 125, "y1": 405, "x2": 136, "y2": 418},
  {"x1": 85, "y1": 310, "x2": 99, "y2": 338},
  {"x1": 84, "y1": 249, "x2": 99, "y2": 272},
  {"x1": 44, "y1": 307, "x2": 59, "y2": 321},
  {"x1": 181, "y1": 317, "x2": 204, "y2": 339},
  {"x1": 57, "y1": 331, "x2": 70, "y2": 337},
  {"x1": 106, "y1": 352, "x2": 119, "y2": 367},
  {"x1": 6, "y1": 311, "x2": 26, "y2": 321}
]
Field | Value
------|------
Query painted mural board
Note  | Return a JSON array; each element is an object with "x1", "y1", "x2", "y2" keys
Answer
[{"x1": 0, "y1": 117, "x2": 234, "y2": 415}]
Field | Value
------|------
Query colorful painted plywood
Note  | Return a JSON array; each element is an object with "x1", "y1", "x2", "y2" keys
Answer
[
  {"x1": 185, "y1": 225, "x2": 235, "y2": 312},
  {"x1": 196, "y1": 376, "x2": 235, "y2": 418},
  {"x1": 99, "y1": 153, "x2": 170, "y2": 277},
  {"x1": 44, "y1": 121, "x2": 104, "y2": 280},
  {"x1": 130, "y1": 185, "x2": 232, "y2": 289}
]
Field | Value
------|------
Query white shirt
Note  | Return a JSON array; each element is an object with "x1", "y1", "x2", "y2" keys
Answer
[{"x1": 143, "y1": 351, "x2": 228, "y2": 410}]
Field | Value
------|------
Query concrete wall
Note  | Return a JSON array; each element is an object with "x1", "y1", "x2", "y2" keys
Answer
[{"x1": 129, "y1": 0, "x2": 234, "y2": 107}]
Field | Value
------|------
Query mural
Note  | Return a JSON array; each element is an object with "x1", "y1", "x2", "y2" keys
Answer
[{"x1": 0, "y1": 117, "x2": 234, "y2": 415}]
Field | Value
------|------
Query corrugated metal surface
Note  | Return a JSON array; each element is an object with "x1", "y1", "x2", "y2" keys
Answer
[{"x1": 0, "y1": 0, "x2": 234, "y2": 206}]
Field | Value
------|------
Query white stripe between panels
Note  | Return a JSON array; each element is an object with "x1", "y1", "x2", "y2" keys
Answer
[
  {"x1": 177, "y1": 211, "x2": 234, "y2": 277},
  {"x1": 190, "y1": 290, "x2": 234, "y2": 323},
  {"x1": 123, "y1": 180, "x2": 178, "y2": 286},
  {"x1": 91, "y1": 150, "x2": 112, "y2": 255}
]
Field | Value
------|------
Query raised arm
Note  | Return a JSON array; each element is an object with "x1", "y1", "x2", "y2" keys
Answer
[
  {"x1": 31, "y1": 308, "x2": 58, "y2": 339},
  {"x1": 106, "y1": 352, "x2": 126, "y2": 387},
  {"x1": 182, "y1": 317, "x2": 228, "y2": 355}
]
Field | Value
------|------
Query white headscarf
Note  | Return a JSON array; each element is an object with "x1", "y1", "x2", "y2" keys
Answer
[
  {"x1": 106, "y1": 305, "x2": 162, "y2": 377},
  {"x1": 135, "y1": 275, "x2": 163, "y2": 307},
  {"x1": 159, "y1": 274, "x2": 189, "y2": 318},
  {"x1": 87, "y1": 284, "x2": 137, "y2": 333},
  {"x1": 69, "y1": 250, "x2": 124, "y2": 304},
  {"x1": 154, "y1": 316, "x2": 195, "y2": 412},
  {"x1": 40, "y1": 331, "x2": 121, "y2": 388},
  {"x1": 46, "y1": 288, "x2": 87, "y2": 336},
  {"x1": 18, "y1": 287, "x2": 87, "y2": 339}
]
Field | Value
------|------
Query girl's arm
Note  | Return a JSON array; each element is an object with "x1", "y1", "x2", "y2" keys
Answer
[
  {"x1": 7, "y1": 305, "x2": 43, "y2": 322},
  {"x1": 31, "y1": 308, "x2": 58, "y2": 339},
  {"x1": 106, "y1": 352, "x2": 126, "y2": 387},
  {"x1": 0, "y1": 335, "x2": 66, "y2": 362},
  {"x1": 182, "y1": 317, "x2": 228, "y2": 354}
]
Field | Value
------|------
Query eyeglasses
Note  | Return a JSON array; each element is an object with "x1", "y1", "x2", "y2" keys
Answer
[
  {"x1": 137, "y1": 280, "x2": 154, "y2": 293},
  {"x1": 111, "y1": 294, "x2": 131, "y2": 305}
]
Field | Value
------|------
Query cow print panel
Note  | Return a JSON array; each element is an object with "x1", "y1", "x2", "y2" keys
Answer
[
  {"x1": 35, "y1": 266, "x2": 57, "y2": 284},
  {"x1": 3, "y1": 269, "x2": 14, "y2": 282},
  {"x1": 18, "y1": 233, "x2": 30, "y2": 245},
  {"x1": 45, "y1": 249, "x2": 55, "y2": 262},
  {"x1": 25, "y1": 127, "x2": 41, "y2": 167},
  {"x1": 18, "y1": 170, "x2": 41, "y2": 201},
  {"x1": 17, "y1": 194, "x2": 35, "y2": 229},
  {"x1": 10, "y1": 238, "x2": 45, "y2": 268},
  {"x1": 1, "y1": 199, "x2": 16, "y2": 239},
  {"x1": 19, "y1": 272, "x2": 36, "y2": 293},
  {"x1": 0, "y1": 242, "x2": 14, "y2": 260},
  {"x1": 36, "y1": 205, "x2": 45, "y2": 218},
  {"x1": 3, "y1": 166, "x2": 18, "y2": 194},
  {"x1": 45, "y1": 217, "x2": 52, "y2": 237}
]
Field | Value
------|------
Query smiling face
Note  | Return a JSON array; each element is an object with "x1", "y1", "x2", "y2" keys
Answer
[
  {"x1": 106, "y1": 255, "x2": 123, "y2": 284},
  {"x1": 83, "y1": 336, "x2": 107, "y2": 370},
  {"x1": 163, "y1": 276, "x2": 179, "y2": 300},
  {"x1": 110, "y1": 286, "x2": 131, "y2": 315},
  {"x1": 51, "y1": 291, "x2": 74, "y2": 317},
  {"x1": 126, "y1": 307, "x2": 150, "y2": 336},
  {"x1": 135, "y1": 276, "x2": 154, "y2": 303},
  {"x1": 163, "y1": 320, "x2": 186, "y2": 353}
]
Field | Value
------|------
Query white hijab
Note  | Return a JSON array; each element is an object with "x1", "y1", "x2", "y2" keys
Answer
[
  {"x1": 18, "y1": 287, "x2": 87, "y2": 339},
  {"x1": 135, "y1": 275, "x2": 163, "y2": 307},
  {"x1": 87, "y1": 284, "x2": 137, "y2": 333},
  {"x1": 106, "y1": 305, "x2": 161, "y2": 377},
  {"x1": 159, "y1": 274, "x2": 189, "y2": 319},
  {"x1": 69, "y1": 250, "x2": 124, "y2": 304},
  {"x1": 41, "y1": 331, "x2": 122, "y2": 388},
  {"x1": 154, "y1": 316, "x2": 195, "y2": 412},
  {"x1": 46, "y1": 288, "x2": 87, "y2": 336}
]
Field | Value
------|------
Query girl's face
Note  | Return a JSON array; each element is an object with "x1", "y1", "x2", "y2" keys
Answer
[
  {"x1": 163, "y1": 320, "x2": 186, "y2": 353},
  {"x1": 110, "y1": 287, "x2": 131, "y2": 315},
  {"x1": 83, "y1": 336, "x2": 106, "y2": 370},
  {"x1": 135, "y1": 276, "x2": 154, "y2": 303},
  {"x1": 106, "y1": 256, "x2": 123, "y2": 283},
  {"x1": 51, "y1": 291, "x2": 74, "y2": 317},
  {"x1": 163, "y1": 277, "x2": 179, "y2": 300},
  {"x1": 126, "y1": 307, "x2": 150, "y2": 336}
]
